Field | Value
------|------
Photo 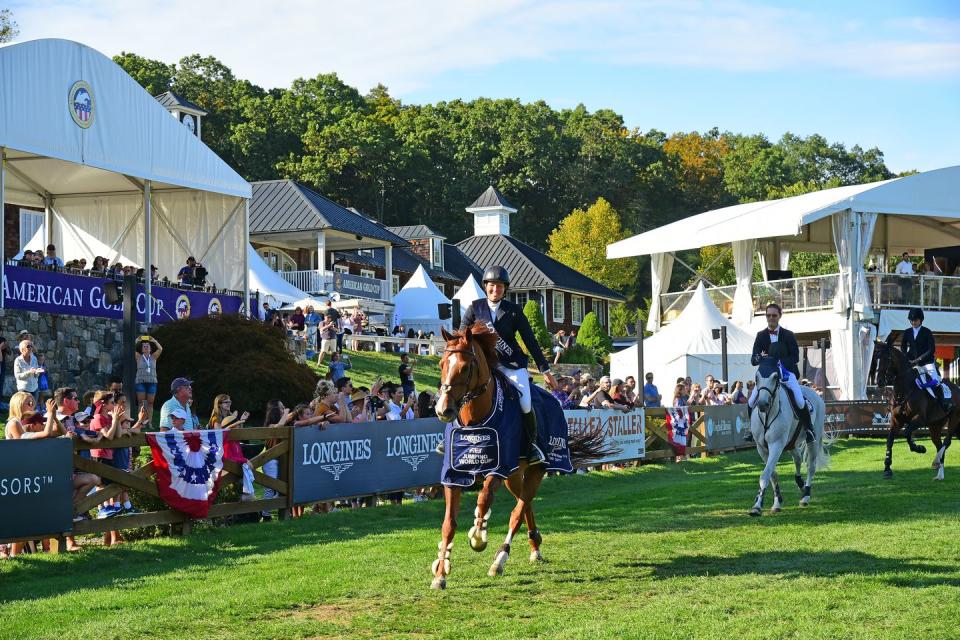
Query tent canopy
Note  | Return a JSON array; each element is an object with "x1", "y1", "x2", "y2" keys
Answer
[
  {"x1": 247, "y1": 244, "x2": 315, "y2": 308},
  {"x1": 611, "y1": 283, "x2": 756, "y2": 386},
  {"x1": 392, "y1": 265, "x2": 451, "y2": 334},
  {"x1": 607, "y1": 166, "x2": 960, "y2": 258},
  {"x1": 0, "y1": 39, "x2": 251, "y2": 293},
  {"x1": 453, "y1": 273, "x2": 485, "y2": 306}
]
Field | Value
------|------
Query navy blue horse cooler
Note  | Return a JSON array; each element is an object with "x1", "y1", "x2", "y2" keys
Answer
[{"x1": 440, "y1": 380, "x2": 573, "y2": 487}]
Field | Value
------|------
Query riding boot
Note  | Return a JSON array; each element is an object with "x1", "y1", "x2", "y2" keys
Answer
[
  {"x1": 522, "y1": 411, "x2": 545, "y2": 465},
  {"x1": 799, "y1": 405, "x2": 814, "y2": 443},
  {"x1": 935, "y1": 384, "x2": 953, "y2": 413},
  {"x1": 744, "y1": 404, "x2": 754, "y2": 442}
]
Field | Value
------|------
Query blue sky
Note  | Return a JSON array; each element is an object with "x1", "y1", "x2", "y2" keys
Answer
[{"x1": 11, "y1": 0, "x2": 959, "y2": 172}]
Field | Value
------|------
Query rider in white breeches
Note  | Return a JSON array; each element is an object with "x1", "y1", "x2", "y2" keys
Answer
[
  {"x1": 748, "y1": 366, "x2": 807, "y2": 410},
  {"x1": 902, "y1": 307, "x2": 953, "y2": 412}
]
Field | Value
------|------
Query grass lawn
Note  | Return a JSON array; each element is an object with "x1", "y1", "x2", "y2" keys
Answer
[
  {"x1": 308, "y1": 348, "x2": 443, "y2": 391},
  {"x1": 3, "y1": 439, "x2": 960, "y2": 639}
]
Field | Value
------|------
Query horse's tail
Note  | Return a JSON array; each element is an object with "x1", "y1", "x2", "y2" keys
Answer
[
  {"x1": 798, "y1": 396, "x2": 832, "y2": 471},
  {"x1": 568, "y1": 426, "x2": 620, "y2": 467}
]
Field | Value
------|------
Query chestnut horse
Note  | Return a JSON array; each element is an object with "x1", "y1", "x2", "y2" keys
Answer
[
  {"x1": 874, "y1": 335, "x2": 960, "y2": 480},
  {"x1": 430, "y1": 323, "x2": 608, "y2": 590}
]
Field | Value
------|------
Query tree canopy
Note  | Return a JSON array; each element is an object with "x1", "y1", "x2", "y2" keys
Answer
[{"x1": 0, "y1": 8, "x2": 18, "y2": 42}]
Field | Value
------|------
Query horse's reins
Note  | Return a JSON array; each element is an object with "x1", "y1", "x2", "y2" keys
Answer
[
  {"x1": 756, "y1": 376, "x2": 783, "y2": 433},
  {"x1": 438, "y1": 344, "x2": 491, "y2": 417}
]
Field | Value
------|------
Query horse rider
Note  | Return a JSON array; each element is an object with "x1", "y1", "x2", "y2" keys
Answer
[
  {"x1": 901, "y1": 307, "x2": 952, "y2": 412},
  {"x1": 748, "y1": 302, "x2": 815, "y2": 443},
  {"x1": 460, "y1": 266, "x2": 558, "y2": 464}
]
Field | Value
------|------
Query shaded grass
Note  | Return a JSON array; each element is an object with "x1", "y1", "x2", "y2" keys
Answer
[{"x1": 2, "y1": 439, "x2": 960, "y2": 639}]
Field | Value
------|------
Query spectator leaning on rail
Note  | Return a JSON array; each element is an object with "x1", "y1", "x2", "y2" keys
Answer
[
  {"x1": 42, "y1": 243, "x2": 64, "y2": 269},
  {"x1": 642, "y1": 372, "x2": 662, "y2": 408},
  {"x1": 14, "y1": 339, "x2": 42, "y2": 401},
  {"x1": 159, "y1": 377, "x2": 200, "y2": 431}
]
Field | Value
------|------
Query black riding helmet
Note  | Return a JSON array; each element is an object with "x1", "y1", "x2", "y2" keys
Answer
[
  {"x1": 908, "y1": 307, "x2": 924, "y2": 322},
  {"x1": 482, "y1": 266, "x2": 510, "y2": 289}
]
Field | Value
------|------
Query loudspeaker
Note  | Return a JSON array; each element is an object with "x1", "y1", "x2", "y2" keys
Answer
[
  {"x1": 438, "y1": 303, "x2": 452, "y2": 320},
  {"x1": 104, "y1": 281, "x2": 122, "y2": 305}
]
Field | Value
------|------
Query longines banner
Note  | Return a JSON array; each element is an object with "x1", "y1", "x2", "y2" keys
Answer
[
  {"x1": 0, "y1": 439, "x2": 74, "y2": 539},
  {"x1": 3, "y1": 265, "x2": 244, "y2": 323},
  {"x1": 292, "y1": 419, "x2": 445, "y2": 504},
  {"x1": 824, "y1": 401, "x2": 890, "y2": 434},
  {"x1": 564, "y1": 408, "x2": 645, "y2": 463},
  {"x1": 703, "y1": 404, "x2": 751, "y2": 450}
]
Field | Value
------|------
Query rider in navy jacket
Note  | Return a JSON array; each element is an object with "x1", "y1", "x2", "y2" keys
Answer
[
  {"x1": 460, "y1": 266, "x2": 557, "y2": 464},
  {"x1": 901, "y1": 307, "x2": 951, "y2": 411},
  {"x1": 748, "y1": 303, "x2": 814, "y2": 442}
]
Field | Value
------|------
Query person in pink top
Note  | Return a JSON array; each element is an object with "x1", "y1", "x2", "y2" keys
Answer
[{"x1": 89, "y1": 391, "x2": 124, "y2": 545}]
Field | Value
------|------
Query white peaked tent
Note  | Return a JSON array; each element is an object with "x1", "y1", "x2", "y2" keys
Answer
[
  {"x1": 453, "y1": 273, "x2": 485, "y2": 307},
  {"x1": 247, "y1": 244, "x2": 314, "y2": 311},
  {"x1": 392, "y1": 265, "x2": 452, "y2": 334},
  {"x1": 611, "y1": 283, "x2": 756, "y2": 388}
]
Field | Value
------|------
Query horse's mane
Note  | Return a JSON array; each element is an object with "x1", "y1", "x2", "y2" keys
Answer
[{"x1": 446, "y1": 322, "x2": 499, "y2": 369}]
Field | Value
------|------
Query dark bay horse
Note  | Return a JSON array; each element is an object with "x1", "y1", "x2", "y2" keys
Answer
[
  {"x1": 430, "y1": 323, "x2": 608, "y2": 590},
  {"x1": 874, "y1": 335, "x2": 960, "y2": 480}
]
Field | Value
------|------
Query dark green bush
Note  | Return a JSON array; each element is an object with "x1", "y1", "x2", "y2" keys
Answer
[
  {"x1": 558, "y1": 343, "x2": 598, "y2": 365},
  {"x1": 150, "y1": 315, "x2": 318, "y2": 424}
]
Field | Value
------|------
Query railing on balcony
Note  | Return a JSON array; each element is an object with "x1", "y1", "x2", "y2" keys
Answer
[
  {"x1": 278, "y1": 269, "x2": 390, "y2": 301},
  {"x1": 660, "y1": 273, "x2": 960, "y2": 323}
]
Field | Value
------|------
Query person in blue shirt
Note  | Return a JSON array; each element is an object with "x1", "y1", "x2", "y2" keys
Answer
[
  {"x1": 642, "y1": 372, "x2": 662, "y2": 408},
  {"x1": 327, "y1": 352, "x2": 352, "y2": 384},
  {"x1": 159, "y1": 377, "x2": 201, "y2": 431},
  {"x1": 41, "y1": 244, "x2": 64, "y2": 269}
]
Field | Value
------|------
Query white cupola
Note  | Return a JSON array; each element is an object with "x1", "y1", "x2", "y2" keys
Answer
[
  {"x1": 466, "y1": 185, "x2": 517, "y2": 236},
  {"x1": 154, "y1": 91, "x2": 208, "y2": 139}
]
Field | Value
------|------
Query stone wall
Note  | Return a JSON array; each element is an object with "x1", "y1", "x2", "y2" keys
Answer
[{"x1": 0, "y1": 307, "x2": 149, "y2": 397}]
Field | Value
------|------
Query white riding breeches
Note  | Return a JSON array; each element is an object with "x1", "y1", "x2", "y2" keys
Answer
[
  {"x1": 498, "y1": 365, "x2": 533, "y2": 413},
  {"x1": 748, "y1": 370, "x2": 807, "y2": 409}
]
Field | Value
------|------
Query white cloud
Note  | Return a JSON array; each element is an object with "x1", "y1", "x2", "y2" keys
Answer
[{"x1": 10, "y1": 0, "x2": 960, "y2": 94}]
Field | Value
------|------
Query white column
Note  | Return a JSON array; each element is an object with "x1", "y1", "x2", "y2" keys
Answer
[
  {"x1": 144, "y1": 180, "x2": 152, "y2": 323},
  {"x1": 0, "y1": 148, "x2": 5, "y2": 309},
  {"x1": 243, "y1": 198, "x2": 250, "y2": 317},
  {"x1": 44, "y1": 194, "x2": 53, "y2": 246},
  {"x1": 385, "y1": 244, "x2": 394, "y2": 302},
  {"x1": 316, "y1": 231, "x2": 326, "y2": 295}
]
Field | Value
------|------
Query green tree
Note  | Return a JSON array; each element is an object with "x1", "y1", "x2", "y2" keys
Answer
[
  {"x1": 0, "y1": 8, "x2": 18, "y2": 43},
  {"x1": 576, "y1": 311, "x2": 612, "y2": 356},
  {"x1": 609, "y1": 303, "x2": 640, "y2": 337},
  {"x1": 113, "y1": 52, "x2": 175, "y2": 96},
  {"x1": 523, "y1": 300, "x2": 552, "y2": 350},
  {"x1": 548, "y1": 197, "x2": 638, "y2": 293}
]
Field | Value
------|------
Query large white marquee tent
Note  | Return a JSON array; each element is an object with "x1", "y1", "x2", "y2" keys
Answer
[
  {"x1": 0, "y1": 38, "x2": 251, "y2": 310},
  {"x1": 611, "y1": 283, "x2": 756, "y2": 388},
  {"x1": 392, "y1": 265, "x2": 452, "y2": 335},
  {"x1": 607, "y1": 166, "x2": 960, "y2": 399}
]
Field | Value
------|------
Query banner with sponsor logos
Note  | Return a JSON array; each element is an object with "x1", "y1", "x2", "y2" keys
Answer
[
  {"x1": 564, "y1": 408, "x2": 645, "y2": 463},
  {"x1": 703, "y1": 404, "x2": 751, "y2": 450},
  {"x1": 292, "y1": 419, "x2": 445, "y2": 504},
  {"x1": 2, "y1": 265, "x2": 244, "y2": 323},
  {"x1": 0, "y1": 439, "x2": 74, "y2": 539},
  {"x1": 824, "y1": 401, "x2": 890, "y2": 435}
]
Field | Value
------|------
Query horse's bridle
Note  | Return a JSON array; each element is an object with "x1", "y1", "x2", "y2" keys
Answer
[
  {"x1": 438, "y1": 343, "x2": 490, "y2": 416},
  {"x1": 756, "y1": 373, "x2": 783, "y2": 431}
]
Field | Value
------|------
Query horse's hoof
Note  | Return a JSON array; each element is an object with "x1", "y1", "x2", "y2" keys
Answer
[
  {"x1": 430, "y1": 576, "x2": 446, "y2": 590},
  {"x1": 771, "y1": 506, "x2": 782, "y2": 514},
  {"x1": 800, "y1": 497, "x2": 810, "y2": 507},
  {"x1": 911, "y1": 445, "x2": 927, "y2": 454},
  {"x1": 748, "y1": 507, "x2": 762, "y2": 517},
  {"x1": 883, "y1": 469, "x2": 893, "y2": 479},
  {"x1": 488, "y1": 564, "x2": 504, "y2": 577},
  {"x1": 530, "y1": 550, "x2": 544, "y2": 563},
  {"x1": 467, "y1": 526, "x2": 487, "y2": 552}
]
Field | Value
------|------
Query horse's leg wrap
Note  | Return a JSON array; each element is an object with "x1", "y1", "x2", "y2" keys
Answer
[
  {"x1": 794, "y1": 474, "x2": 804, "y2": 489},
  {"x1": 528, "y1": 529, "x2": 542, "y2": 547},
  {"x1": 431, "y1": 541, "x2": 453, "y2": 576},
  {"x1": 489, "y1": 542, "x2": 511, "y2": 577},
  {"x1": 468, "y1": 506, "x2": 491, "y2": 551}
]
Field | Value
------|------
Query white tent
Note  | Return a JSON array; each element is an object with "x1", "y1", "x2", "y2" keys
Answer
[
  {"x1": 247, "y1": 244, "x2": 314, "y2": 310},
  {"x1": 610, "y1": 283, "x2": 756, "y2": 390},
  {"x1": 0, "y1": 39, "x2": 251, "y2": 315},
  {"x1": 392, "y1": 265, "x2": 452, "y2": 335},
  {"x1": 453, "y1": 273, "x2": 484, "y2": 306}
]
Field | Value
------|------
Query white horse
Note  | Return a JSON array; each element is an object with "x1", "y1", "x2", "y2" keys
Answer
[{"x1": 749, "y1": 363, "x2": 830, "y2": 516}]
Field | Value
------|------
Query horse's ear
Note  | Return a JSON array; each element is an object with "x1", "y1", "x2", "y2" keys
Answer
[
  {"x1": 464, "y1": 326, "x2": 473, "y2": 343},
  {"x1": 885, "y1": 332, "x2": 896, "y2": 347},
  {"x1": 440, "y1": 327, "x2": 454, "y2": 342}
]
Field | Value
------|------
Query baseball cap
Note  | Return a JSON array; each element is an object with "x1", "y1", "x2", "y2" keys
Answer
[
  {"x1": 170, "y1": 377, "x2": 193, "y2": 392},
  {"x1": 170, "y1": 407, "x2": 190, "y2": 420}
]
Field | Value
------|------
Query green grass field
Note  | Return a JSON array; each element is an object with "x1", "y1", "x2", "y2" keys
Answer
[
  {"x1": 309, "y1": 348, "x2": 443, "y2": 391},
  {"x1": 3, "y1": 439, "x2": 960, "y2": 640}
]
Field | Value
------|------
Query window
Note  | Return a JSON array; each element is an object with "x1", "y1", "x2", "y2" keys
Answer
[
  {"x1": 360, "y1": 269, "x2": 376, "y2": 279},
  {"x1": 358, "y1": 248, "x2": 375, "y2": 257},
  {"x1": 333, "y1": 264, "x2": 350, "y2": 274},
  {"x1": 256, "y1": 246, "x2": 297, "y2": 272},
  {"x1": 431, "y1": 238, "x2": 444, "y2": 269},
  {"x1": 552, "y1": 291, "x2": 565, "y2": 323},
  {"x1": 571, "y1": 295, "x2": 584, "y2": 325},
  {"x1": 512, "y1": 291, "x2": 528, "y2": 308},
  {"x1": 392, "y1": 275, "x2": 400, "y2": 295},
  {"x1": 592, "y1": 300, "x2": 604, "y2": 326},
  {"x1": 19, "y1": 210, "x2": 44, "y2": 252}
]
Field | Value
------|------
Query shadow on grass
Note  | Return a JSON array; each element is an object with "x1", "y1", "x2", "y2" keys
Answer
[
  {"x1": 616, "y1": 550, "x2": 960, "y2": 588},
  {"x1": 1, "y1": 440, "x2": 956, "y2": 603}
]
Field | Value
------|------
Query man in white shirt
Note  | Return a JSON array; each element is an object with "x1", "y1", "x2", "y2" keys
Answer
[{"x1": 895, "y1": 252, "x2": 915, "y2": 275}]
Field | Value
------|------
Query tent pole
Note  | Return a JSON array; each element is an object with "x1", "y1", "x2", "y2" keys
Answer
[
  {"x1": 0, "y1": 148, "x2": 5, "y2": 310},
  {"x1": 144, "y1": 180, "x2": 152, "y2": 324},
  {"x1": 385, "y1": 243, "x2": 393, "y2": 302},
  {"x1": 243, "y1": 199, "x2": 250, "y2": 318},
  {"x1": 44, "y1": 194, "x2": 53, "y2": 246}
]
